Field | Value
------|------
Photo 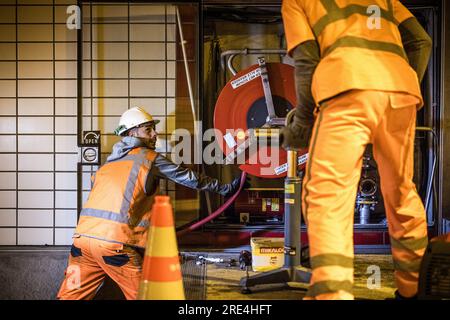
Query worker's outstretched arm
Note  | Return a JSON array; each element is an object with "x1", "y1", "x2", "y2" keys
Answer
[
  {"x1": 398, "y1": 17, "x2": 432, "y2": 83},
  {"x1": 147, "y1": 154, "x2": 239, "y2": 196},
  {"x1": 280, "y1": 40, "x2": 320, "y2": 150}
]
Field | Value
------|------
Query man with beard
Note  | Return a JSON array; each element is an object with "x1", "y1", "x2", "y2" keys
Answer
[{"x1": 57, "y1": 107, "x2": 240, "y2": 299}]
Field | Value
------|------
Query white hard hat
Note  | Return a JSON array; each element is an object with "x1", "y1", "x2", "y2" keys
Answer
[{"x1": 114, "y1": 107, "x2": 160, "y2": 136}]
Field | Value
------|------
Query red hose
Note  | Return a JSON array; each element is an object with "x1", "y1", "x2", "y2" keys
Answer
[{"x1": 176, "y1": 171, "x2": 247, "y2": 237}]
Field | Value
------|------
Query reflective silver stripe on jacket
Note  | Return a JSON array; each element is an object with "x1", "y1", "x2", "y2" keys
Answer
[{"x1": 80, "y1": 208, "x2": 149, "y2": 228}]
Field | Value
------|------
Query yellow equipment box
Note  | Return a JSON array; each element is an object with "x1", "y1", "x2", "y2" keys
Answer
[{"x1": 251, "y1": 237, "x2": 284, "y2": 272}]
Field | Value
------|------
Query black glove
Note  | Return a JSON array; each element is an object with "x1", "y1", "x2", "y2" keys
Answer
[
  {"x1": 223, "y1": 174, "x2": 250, "y2": 197},
  {"x1": 229, "y1": 176, "x2": 241, "y2": 194},
  {"x1": 279, "y1": 111, "x2": 314, "y2": 150}
]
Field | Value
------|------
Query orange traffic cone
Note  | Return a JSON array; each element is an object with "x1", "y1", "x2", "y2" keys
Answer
[{"x1": 138, "y1": 195, "x2": 185, "y2": 300}]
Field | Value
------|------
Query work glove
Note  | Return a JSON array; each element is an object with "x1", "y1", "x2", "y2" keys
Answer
[{"x1": 279, "y1": 109, "x2": 314, "y2": 150}]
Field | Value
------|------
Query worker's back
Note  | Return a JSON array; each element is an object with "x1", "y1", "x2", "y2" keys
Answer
[{"x1": 282, "y1": 0, "x2": 422, "y2": 106}]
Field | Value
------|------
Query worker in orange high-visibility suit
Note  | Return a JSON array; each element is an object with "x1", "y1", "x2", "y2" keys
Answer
[
  {"x1": 280, "y1": 0, "x2": 432, "y2": 300},
  {"x1": 57, "y1": 107, "x2": 241, "y2": 300}
]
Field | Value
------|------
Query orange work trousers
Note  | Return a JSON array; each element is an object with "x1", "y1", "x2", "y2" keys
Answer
[
  {"x1": 57, "y1": 235, "x2": 143, "y2": 300},
  {"x1": 302, "y1": 90, "x2": 428, "y2": 300}
]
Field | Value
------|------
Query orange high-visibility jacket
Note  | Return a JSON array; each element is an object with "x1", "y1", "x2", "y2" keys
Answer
[
  {"x1": 75, "y1": 147, "x2": 158, "y2": 248},
  {"x1": 282, "y1": 0, "x2": 423, "y2": 107}
]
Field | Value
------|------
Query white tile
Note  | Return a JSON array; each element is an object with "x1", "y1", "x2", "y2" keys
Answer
[
  {"x1": 0, "y1": 228, "x2": 16, "y2": 245},
  {"x1": 91, "y1": 43, "x2": 128, "y2": 60},
  {"x1": 18, "y1": 172, "x2": 54, "y2": 190},
  {"x1": 55, "y1": 153, "x2": 78, "y2": 171},
  {"x1": 0, "y1": 44, "x2": 16, "y2": 60},
  {"x1": 92, "y1": 116, "x2": 120, "y2": 133},
  {"x1": 130, "y1": 61, "x2": 166, "y2": 78},
  {"x1": 93, "y1": 80, "x2": 128, "y2": 97},
  {"x1": 0, "y1": 173, "x2": 16, "y2": 189},
  {"x1": 81, "y1": 24, "x2": 91, "y2": 42},
  {"x1": 55, "y1": 61, "x2": 77, "y2": 79},
  {"x1": 18, "y1": 135, "x2": 53, "y2": 152},
  {"x1": 82, "y1": 116, "x2": 92, "y2": 131},
  {"x1": 55, "y1": 228, "x2": 76, "y2": 245},
  {"x1": 83, "y1": 80, "x2": 91, "y2": 97},
  {"x1": 130, "y1": 24, "x2": 166, "y2": 41},
  {"x1": 130, "y1": 43, "x2": 166, "y2": 60},
  {"x1": 0, "y1": 117, "x2": 16, "y2": 134},
  {"x1": 55, "y1": 42, "x2": 77, "y2": 60},
  {"x1": 0, "y1": 191, "x2": 16, "y2": 208},
  {"x1": 92, "y1": 24, "x2": 128, "y2": 42},
  {"x1": 55, "y1": 210, "x2": 77, "y2": 227},
  {"x1": 130, "y1": 80, "x2": 165, "y2": 97},
  {"x1": 18, "y1": 98, "x2": 53, "y2": 115},
  {"x1": 92, "y1": 98, "x2": 128, "y2": 116},
  {"x1": 0, "y1": 62, "x2": 16, "y2": 79},
  {"x1": 55, "y1": 0, "x2": 77, "y2": 4},
  {"x1": 0, "y1": 80, "x2": 16, "y2": 97},
  {"x1": 167, "y1": 43, "x2": 176, "y2": 60},
  {"x1": 167, "y1": 79, "x2": 175, "y2": 97},
  {"x1": 167, "y1": 61, "x2": 175, "y2": 79},
  {"x1": 0, "y1": 7, "x2": 15, "y2": 24},
  {"x1": 129, "y1": 99, "x2": 166, "y2": 116},
  {"x1": 82, "y1": 98, "x2": 91, "y2": 116},
  {"x1": 55, "y1": 172, "x2": 77, "y2": 190},
  {"x1": 18, "y1": 191, "x2": 53, "y2": 209},
  {"x1": 55, "y1": 117, "x2": 77, "y2": 134},
  {"x1": 18, "y1": 6, "x2": 53, "y2": 23},
  {"x1": 92, "y1": 5, "x2": 128, "y2": 22},
  {"x1": 0, "y1": 154, "x2": 16, "y2": 171},
  {"x1": 55, "y1": 98, "x2": 77, "y2": 116},
  {"x1": 166, "y1": 24, "x2": 176, "y2": 42},
  {"x1": 0, "y1": 210, "x2": 16, "y2": 226},
  {"x1": 166, "y1": 5, "x2": 176, "y2": 22},
  {"x1": 18, "y1": 228, "x2": 53, "y2": 245},
  {"x1": 92, "y1": 61, "x2": 128, "y2": 79},
  {"x1": 55, "y1": 24, "x2": 77, "y2": 42},
  {"x1": 0, "y1": 99, "x2": 15, "y2": 115},
  {"x1": 18, "y1": 25, "x2": 53, "y2": 42},
  {"x1": 18, "y1": 117, "x2": 53, "y2": 134},
  {"x1": 55, "y1": 191, "x2": 77, "y2": 209},
  {"x1": 18, "y1": 154, "x2": 54, "y2": 171},
  {"x1": 18, "y1": 210, "x2": 53, "y2": 227},
  {"x1": 0, "y1": 25, "x2": 16, "y2": 41},
  {"x1": 55, "y1": 135, "x2": 77, "y2": 153},
  {"x1": 130, "y1": 5, "x2": 166, "y2": 23},
  {"x1": 55, "y1": 80, "x2": 77, "y2": 98},
  {"x1": 167, "y1": 98, "x2": 175, "y2": 115},
  {"x1": 18, "y1": 62, "x2": 53, "y2": 79},
  {"x1": 18, "y1": 43, "x2": 53, "y2": 60},
  {"x1": 0, "y1": 136, "x2": 16, "y2": 152},
  {"x1": 19, "y1": 80, "x2": 53, "y2": 97}
]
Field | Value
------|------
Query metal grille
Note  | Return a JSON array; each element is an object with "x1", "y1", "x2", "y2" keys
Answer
[{"x1": 181, "y1": 253, "x2": 207, "y2": 300}]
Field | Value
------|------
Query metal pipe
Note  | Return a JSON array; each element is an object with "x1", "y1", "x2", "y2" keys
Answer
[
  {"x1": 287, "y1": 150, "x2": 297, "y2": 178},
  {"x1": 76, "y1": 0, "x2": 83, "y2": 220},
  {"x1": 220, "y1": 48, "x2": 287, "y2": 73},
  {"x1": 227, "y1": 54, "x2": 238, "y2": 76},
  {"x1": 176, "y1": 7, "x2": 200, "y2": 157}
]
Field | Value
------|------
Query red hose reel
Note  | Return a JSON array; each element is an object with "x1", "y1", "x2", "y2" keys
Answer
[{"x1": 213, "y1": 62, "x2": 308, "y2": 178}]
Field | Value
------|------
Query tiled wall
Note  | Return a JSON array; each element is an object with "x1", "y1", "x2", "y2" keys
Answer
[{"x1": 0, "y1": 1, "x2": 177, "y2": 245}]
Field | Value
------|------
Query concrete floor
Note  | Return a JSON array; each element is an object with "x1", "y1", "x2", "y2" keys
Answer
[{"x1": 204, "y1": 254, "x2": 396, "y2": 300}]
